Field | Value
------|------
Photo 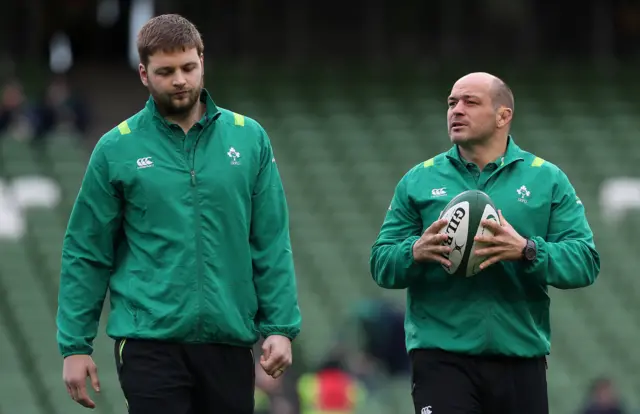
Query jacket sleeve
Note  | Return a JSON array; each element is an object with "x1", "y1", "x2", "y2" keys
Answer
[
  {"x1": 56, "y1": 140, "x2": 123, "y2": 357},
  {"x1": 524, "y1": 168, "x2": 600, "y2": 289},
  {"x1": 250, "y1": 127, "x2": 301, "y2": 341},
  {"x1": 370, "y1": 170, "x2": 431, "y2": 289}
]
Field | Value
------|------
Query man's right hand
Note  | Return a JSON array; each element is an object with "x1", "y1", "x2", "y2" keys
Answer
[
  {"x1": 63, "y1": 354, "x2": 100, "y2": 409},
  {"x1": 412, "y1": 218, "x2": 452, "y2": 267}
]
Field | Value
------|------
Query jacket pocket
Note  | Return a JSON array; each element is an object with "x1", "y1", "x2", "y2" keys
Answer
[
  {"x1": 128, "y1": 267, "x2": 194, "y2": 333},
  {"x1": 125, "y1": 278, "x2": 140, "y2": 330}
]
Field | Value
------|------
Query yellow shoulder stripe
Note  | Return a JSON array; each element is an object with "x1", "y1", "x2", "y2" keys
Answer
[
  {"x1": 233, "y1": 113, "x2": 245, "y2": 127},
  {"x1": 117, "y1": 121, "x2": 131, "y2": 135},
  {"x1": 423, "y1": 158, "x2": 434, "y2": 168},
  {"x1": 531, "y1": 157, "x2": 545, "y2": 167}
]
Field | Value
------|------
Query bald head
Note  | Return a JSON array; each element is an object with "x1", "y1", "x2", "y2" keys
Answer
[{"x1": 453, "y1": 72, "x2": 514, "y2": 113}]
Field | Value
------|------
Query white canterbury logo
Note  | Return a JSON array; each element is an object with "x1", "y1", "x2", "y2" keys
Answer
[
  {"x1": 421, "y1": 406, "x2": 433, "y2": 414},
  {"x1": 431, "y1": 188, "x2": 447, "y2": 197},
  {"x1": 137, "y1": 157, "x2": 154, "y2": 169}
]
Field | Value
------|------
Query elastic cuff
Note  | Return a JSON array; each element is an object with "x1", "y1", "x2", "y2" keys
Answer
[
  {"x1": 523, "y1": 236, "x2": 547, "y2": 284},
  {"x1": 263, "y1": 332, "x2": 295, "y2": 341},
  {"x1": 405, "y1": 236, "x2": 422, "y2": 270},
  {"x1": 62, "y1": 349, "x2": 93, "y2": 358}
]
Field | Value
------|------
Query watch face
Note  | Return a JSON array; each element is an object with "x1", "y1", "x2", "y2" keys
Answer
[
  {"x1": 525, "y1": 240, "x2": 536, "y2": 260},
  {"x1": 525, "y1": 248, "x2": 536, "y2": 260}
]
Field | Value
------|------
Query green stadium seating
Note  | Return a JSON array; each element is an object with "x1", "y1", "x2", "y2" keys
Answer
[
  {"x1": 1, "y1": 66, "x2": 639, "y2": 413},
  {"x1": 0, "y1": 261, "x2": 43, "y2": 414}
]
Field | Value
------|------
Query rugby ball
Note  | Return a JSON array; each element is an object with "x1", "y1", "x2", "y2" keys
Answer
[{"x1": 438, "y1": 190, "x2": 500, "y2": 277}]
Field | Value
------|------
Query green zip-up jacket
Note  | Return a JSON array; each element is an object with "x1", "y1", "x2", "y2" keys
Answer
[
  {"x1": 370, "y1": 137, "x2": 600, "y2": 358},
  {"x1": 57, "y1": 90, "x2": 301, "y2": 358}
]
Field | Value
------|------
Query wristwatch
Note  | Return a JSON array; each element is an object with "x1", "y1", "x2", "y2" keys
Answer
[{"x1": 522, "y1": 238, "x2": 537, "y2": 262}]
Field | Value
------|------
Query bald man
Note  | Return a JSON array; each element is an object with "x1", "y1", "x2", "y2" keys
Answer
[{"x1": 370, "y1": 72, "x2": 600, "y2": 414}]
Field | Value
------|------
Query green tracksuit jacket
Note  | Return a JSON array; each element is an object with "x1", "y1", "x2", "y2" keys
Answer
[
  {"x1": 57, "y1": 90, "x2": 301, "y2": 358},
  {"x1": 370, "y1": 137, "x2": 600, "y2": 358}
]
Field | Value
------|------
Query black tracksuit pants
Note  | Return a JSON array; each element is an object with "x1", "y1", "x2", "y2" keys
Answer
[
  {"x1": 114, "y1": 338, "x2": 255, "y2": 414},
  {"x1": 411, "y1": 348, "x2": 549, "y2": 414}
]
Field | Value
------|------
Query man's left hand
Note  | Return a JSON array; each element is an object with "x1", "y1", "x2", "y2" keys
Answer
[
  {"x1": 260, "y1": 335, "x2": 292, "y2": 379},
  {"x1": 473, "y1": 210, "x2": 527, "y2": 270}
]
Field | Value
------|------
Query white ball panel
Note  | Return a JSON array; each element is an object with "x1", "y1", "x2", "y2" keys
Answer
[
  {"x1": 438, "y1": 201, "x2": 471, "y2": 275},
  {"x1": 466, "y1": 204, "x2": 501, "y2": 277}
]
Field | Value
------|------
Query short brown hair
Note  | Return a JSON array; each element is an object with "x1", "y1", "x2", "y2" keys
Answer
[{"x1": 137, "y1": 14, "x2": 204, "y2": 66}]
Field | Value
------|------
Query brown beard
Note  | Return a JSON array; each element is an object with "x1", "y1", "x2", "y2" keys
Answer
[{"x1": 147, "y1": 77, "x2": 203, "y2": 117}]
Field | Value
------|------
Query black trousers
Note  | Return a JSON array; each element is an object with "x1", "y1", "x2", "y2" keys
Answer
[
  {"x1": 411, "y1": 349, "x2": 549, "y2": 414},
  {"x1": 114, "y1": 338, "x2": 255, "y2": 414}
]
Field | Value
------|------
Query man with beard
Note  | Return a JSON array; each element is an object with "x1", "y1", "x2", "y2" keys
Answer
[{"x1": 57, "y1": 14, "x2": 301, "y2": 414}]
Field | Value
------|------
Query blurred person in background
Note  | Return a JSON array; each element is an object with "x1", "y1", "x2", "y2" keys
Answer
[
  {"x1": 343, "y1": 299, "x2": 410, "y2": 395},
  {"x1": 297, "y1": 350, "x2": 366, "y2": 414},
  {"x1": 56, "y1": 13, "x2": 301, "y2": 414},
  {"x1": 370, "y1": 72, "x2": 600, "y2": 414},
  {"x1": 354, "y1": 299, "x2": 410, "y2": 378},
  {"x1": 580, "y1": 377, "x2": 626, "y2": 414},
  {"x1": 0, "y1": 79, "x2": 37, "y2": 141},
  {"x1": 36, "y1": 76, "x2": 89, "y2": 138}
]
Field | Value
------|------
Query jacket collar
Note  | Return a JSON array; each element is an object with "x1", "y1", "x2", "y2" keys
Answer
[{"x1": 445, "y1": 135, "x2": 524, "y2": 168}]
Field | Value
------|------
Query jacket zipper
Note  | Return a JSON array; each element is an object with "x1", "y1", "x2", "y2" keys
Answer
[
  {"x1": 168, "y1": 113, "x2": 214, "y2": 341},
  {"x1": 190, "y1": 128, "x2": 207, "y2": 340},
  {"x1": 190, "y1": 168, "x2": 204, "y2": 339}
]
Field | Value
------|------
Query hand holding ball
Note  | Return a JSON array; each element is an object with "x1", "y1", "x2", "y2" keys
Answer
[{"x1": 437, "y1": 190, "x2": 501, "y2": 277}]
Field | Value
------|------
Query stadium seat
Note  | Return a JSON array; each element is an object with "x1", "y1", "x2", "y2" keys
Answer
[{"x1": 0, "y1": 273, "x2": 43, "y2": 414}]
